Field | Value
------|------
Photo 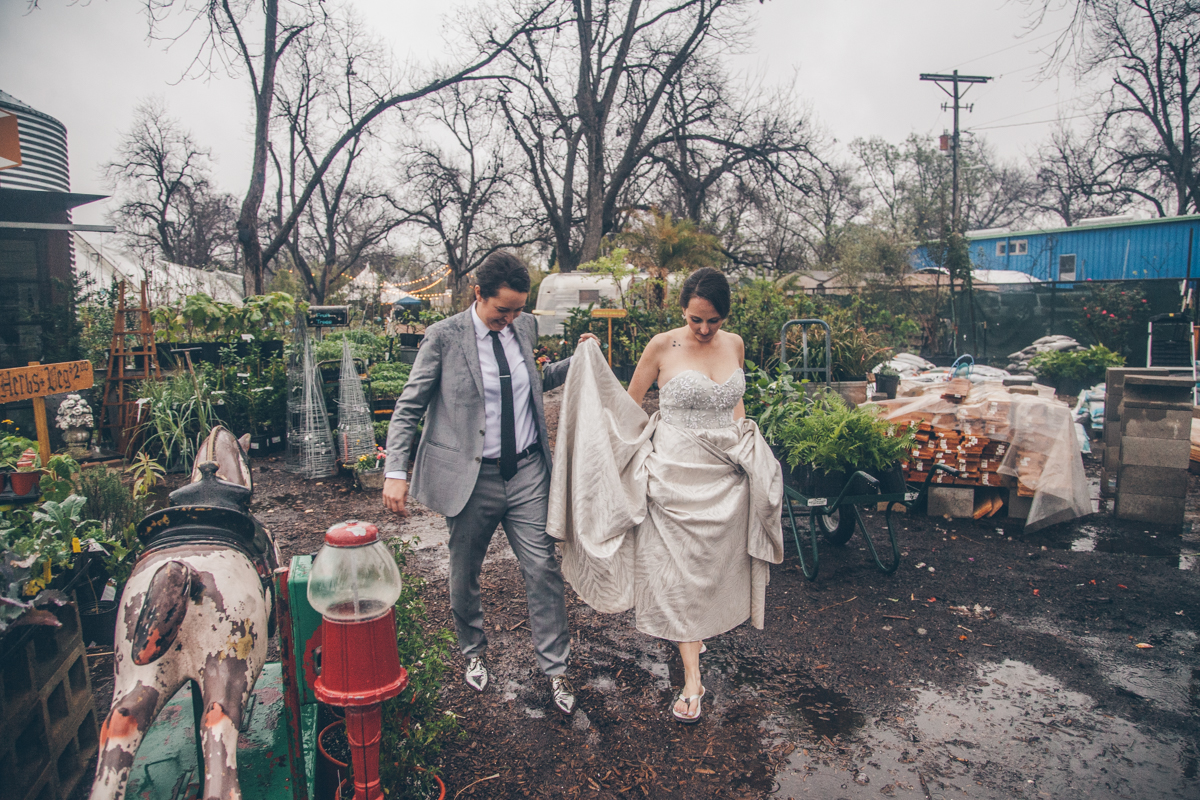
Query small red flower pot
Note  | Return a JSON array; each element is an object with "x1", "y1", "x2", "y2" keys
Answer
[{"x1": 9, "y1": 471, "x2": 40, "y2": 496}]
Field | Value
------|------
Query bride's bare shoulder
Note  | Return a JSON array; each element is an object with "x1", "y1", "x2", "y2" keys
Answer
[{"x1": 647, "y1": 328, "x2": 685, "y2": 351}]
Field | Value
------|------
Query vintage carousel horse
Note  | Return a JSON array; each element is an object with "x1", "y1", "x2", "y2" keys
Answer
[{"x1": 90, "y1": 426, "x2": 280, "y2": 800}]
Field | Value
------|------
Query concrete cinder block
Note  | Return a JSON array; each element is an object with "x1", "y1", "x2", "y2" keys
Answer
[
  {"x1": 1115, "y1": 492, "x2": 1186, "y2": 527},
  {"x1": 1104, "y1": 424, "x2": 1123, "y2": 446},
  {"x1": 1117, "y1": 465, "x2": 1190, "y2": 498},
  {"x1": 1124, "y1": 375, "x2": 1195, "y2": 404},
  {"x1": 1007, "y1": 492, "x2": 1033, "y2": 519},
  {"x1": 1120, "y1": 406, "x2": 1193, "y2": 440},
  {"x1": 1119, "y1": 436, "x2": 1190, "y2": 469},
  {"x1": 927, "y1": 486, "x2": 976, "y2": 518},
  {"x1": 1103, "y1": 445, "x2": 1122, "y2": 470}
]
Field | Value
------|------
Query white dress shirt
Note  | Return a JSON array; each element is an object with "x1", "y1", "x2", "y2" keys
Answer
[{"x1": 387, "y1": 303, "x2": 536, "y2": 481}]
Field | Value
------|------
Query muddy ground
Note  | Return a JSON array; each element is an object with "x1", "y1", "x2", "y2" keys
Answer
[{"x1": 83, "y1": 386, "x2": 1199, "y2": 800}]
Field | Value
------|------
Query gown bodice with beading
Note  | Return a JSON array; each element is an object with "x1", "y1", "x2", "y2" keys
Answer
[{"x1": 658, "y1": 369, "x2": 745, "y2": 430}]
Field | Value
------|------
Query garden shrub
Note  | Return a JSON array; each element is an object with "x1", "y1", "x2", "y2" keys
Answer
[{"x1": 1029, "y1": 344, "x2": 1124, "y2": 384}]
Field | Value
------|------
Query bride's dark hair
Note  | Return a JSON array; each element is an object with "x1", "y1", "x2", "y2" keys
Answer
[{"x1": 679, "y1": 267, "x2": 730, "y2": 318}]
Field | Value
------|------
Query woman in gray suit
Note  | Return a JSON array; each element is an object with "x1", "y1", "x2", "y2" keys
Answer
[{"x1": 382, "y1": 252, "x2": 595, "y2": 716}]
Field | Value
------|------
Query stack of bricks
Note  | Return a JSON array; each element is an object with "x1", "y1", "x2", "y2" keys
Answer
[{"x1": 1114, "y1": 374, "x2": 1194, "y2": 528}]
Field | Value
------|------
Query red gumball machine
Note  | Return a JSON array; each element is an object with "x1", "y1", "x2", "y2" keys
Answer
[{"x1": 308, "y1": 521, "x2": 408, "y2": 800}]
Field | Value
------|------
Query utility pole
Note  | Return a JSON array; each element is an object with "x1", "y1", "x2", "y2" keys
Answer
[
  {"x1": 919, "y1": 70, "x2": 991, "y2": 231},
  {"x1": 920, "y1": 69, "x2": 991, "y2": 357}
]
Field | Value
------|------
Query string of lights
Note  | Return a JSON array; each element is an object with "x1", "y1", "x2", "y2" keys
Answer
[{"x1": 379, "y1": 264, "x2": 451, "y2": 292}]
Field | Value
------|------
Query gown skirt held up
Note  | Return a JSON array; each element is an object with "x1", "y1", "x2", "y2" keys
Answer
[{"x1": 547, "y1": 341, "x2": 784, "y2": 643}]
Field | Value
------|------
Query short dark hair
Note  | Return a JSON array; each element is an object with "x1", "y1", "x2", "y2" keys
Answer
[
  {"x1": 475, "y1": 251, "x2": 531, "y2": 298},
  {"x1": 679, "y1": 267, "x2": 730, "y2": 318}
]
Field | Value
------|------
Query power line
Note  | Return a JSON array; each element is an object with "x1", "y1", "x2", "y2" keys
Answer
[
  {"x1": 941, "y1": 28, "x2": 1062, "y2": 72},
  {"x1": 968, "y1": 112, "x2": 1092, "y2": 132},
  {"x1": 969, "y1": 98, "x2": 1085, "y2": 129}
]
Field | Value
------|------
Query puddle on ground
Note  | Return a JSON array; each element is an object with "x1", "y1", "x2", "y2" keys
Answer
[
  {"x1": 705, "y1": 651, "x2": 864, "y2": 740},
  {"x1": 1038, "y1": 518, "x2": 1200, "y2": 571},
  {"x1": 1014, "y1": 617, "x2": 1198, "y2": 715},
  {"x1": 769, "y1": 660, "x2": 1199, "y2": 799}
]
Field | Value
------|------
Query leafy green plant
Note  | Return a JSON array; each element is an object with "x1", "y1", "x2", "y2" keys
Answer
[
  {"x1": 1076, "y1": 284, "x2": 1153, "y2": 357},
  {"x1": 0, "y1": 434, "x2": 39, "y2": 471},
  {"x1": 374, "y1": 420, "x2": 391, "y2": 446},
  {"x1": 153, "y1": 292, "x2": 307, "y2": 342},
  {"x1": 742, "y1": 363, "x2": 805, "y2": 446},
  {"x1": 1029, "y1": 344, "x2": 1125, "y2": 384},
  {"x1": 135, "y1": 371, "x2": 220, "y2": 469},
  {"x1": 39, "y1": 455, "x2": 81, "y2": 503},
  {"x1": 311, "y1": 327, "x2": 388, "y2": 364},
  {"x1": 776, "y1": 396, "x2": 916, "y2": 475},
  {"x1": 0, "y1": 550, "x2": 70, "y2": 635},
  {"x1": 369, "y1": 361, "x2": 411, "y2": 399},
  {"x1": 126, "y1": 453, "x2": 166, "y2": 499},
  {"x1": 212, "y1": 343, "x2": 288, "y2": 436},
  {"x1": 726, "y1": 280, "x2": 813, "y2": 371},
  {"x1": 78, "y1": 466, "x2": 147, "y2": 539}
]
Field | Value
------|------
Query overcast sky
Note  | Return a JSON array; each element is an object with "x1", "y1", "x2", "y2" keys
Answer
[{"x1": 1, "y1": 0, "x2": 1090, "y2": 227}]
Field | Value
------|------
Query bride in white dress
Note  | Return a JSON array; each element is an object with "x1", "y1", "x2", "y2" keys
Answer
[{"x1": 547, "y1": 268, "x2": 783, "y2": 723}]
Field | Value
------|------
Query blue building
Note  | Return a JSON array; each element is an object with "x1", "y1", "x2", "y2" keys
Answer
[{"x1": 961, "y1": 214, "x2": 1200, "y2": 282}]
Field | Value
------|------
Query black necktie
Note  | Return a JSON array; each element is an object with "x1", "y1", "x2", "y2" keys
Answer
[{"x1": 488, "y1": 330, "x2": 518, "y2": 481}]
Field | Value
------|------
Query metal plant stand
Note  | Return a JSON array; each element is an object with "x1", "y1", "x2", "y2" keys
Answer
[
  {"x1": 284, "y1": 316, "x2": 336, "y2": 478},
  {"x1": 335, "y1": 339, "x2": 377, "y2": 466}
]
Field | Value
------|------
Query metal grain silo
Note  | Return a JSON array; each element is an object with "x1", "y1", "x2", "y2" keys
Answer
[{"x1": 0, "y1": 89, "x2": 70, "y2": 192}]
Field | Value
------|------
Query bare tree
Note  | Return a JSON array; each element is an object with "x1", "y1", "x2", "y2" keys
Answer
[
  {"x1": 647, "y1": 66, "x2": 822, "y2": 228},
  {"x1": 140, "y1": 0, "x2": 555, "y2": 295},
  {"x1": 269, "y1": 15, "x2": 405, "y2": 303},
  {"x1": 489, "y1": 0, "x2": 750, "y2": 271},
  {"x1": 392, "y1": 85, "x2": 543, "y2": 306},
  {"x1": 1027, "y1": 0, "x2": 1199, "y2": 215},
  {"x1": 104, "y1": 98, "x2": 238, "y2": 269},
  {"x1": 1025, "y1": 125, "x2": 1133, "y2": 225}
]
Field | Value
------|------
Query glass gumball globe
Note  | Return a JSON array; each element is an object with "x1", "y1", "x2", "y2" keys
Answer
[{"x1": 307, "y1": 521, "x2": 402, "y2": 621}]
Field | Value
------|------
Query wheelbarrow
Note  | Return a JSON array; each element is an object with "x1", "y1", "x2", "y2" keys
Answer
[{"x1": 784, "y1": 464, "x2": 960, "y2": 581}]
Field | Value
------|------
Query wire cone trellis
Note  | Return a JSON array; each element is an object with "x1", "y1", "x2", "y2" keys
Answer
[
  {"x1": 336, "y1": 338, "x2": 377, "y2": 466},
  {"x1": 285, "y1": 315, "x2": 336, "y2": 478}
]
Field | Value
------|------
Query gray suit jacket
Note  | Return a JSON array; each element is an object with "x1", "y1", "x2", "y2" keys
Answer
[{"x1": 384, "y1": 309, "x2": 570, "y2": 518}]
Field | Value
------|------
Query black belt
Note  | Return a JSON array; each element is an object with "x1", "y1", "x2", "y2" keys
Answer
[{"x1": 481, "y1": 442, "x2": 539, "y2": 465}]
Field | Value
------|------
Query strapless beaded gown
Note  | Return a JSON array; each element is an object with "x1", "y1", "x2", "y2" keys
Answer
[{"x1": 547, "y1": 341, "x2": 784, "y2": 642}]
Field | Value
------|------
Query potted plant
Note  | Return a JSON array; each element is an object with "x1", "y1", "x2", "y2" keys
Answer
[
  {"x1": 1, "y1": 433, "x2": 41, "y2": 499},
  {"x1": 353, "y1": 446, "x2": 387, "y2": 490},
  {"x1": 874, "y1": 365, "x2": 900, "y2": 399},
  {"x1": 1029, "y1": 344, "x2": 1124, "y2": 396},
  {"x1": 774, "y1": 393, "x2": 915, "y2": 542}
]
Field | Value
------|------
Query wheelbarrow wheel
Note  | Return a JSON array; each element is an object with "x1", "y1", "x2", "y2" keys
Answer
[{"x1": 816, "y1": 507, "x2": 856, "y2": 545}]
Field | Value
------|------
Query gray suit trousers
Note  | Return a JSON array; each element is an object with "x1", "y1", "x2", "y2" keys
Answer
[{"x1": 445, "y1": 449, "x2": 570, "y2": 676}]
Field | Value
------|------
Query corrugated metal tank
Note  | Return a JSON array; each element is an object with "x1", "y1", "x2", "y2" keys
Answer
[{"x1": 0, "y1": 89, "x2": 70, "y2": 192}]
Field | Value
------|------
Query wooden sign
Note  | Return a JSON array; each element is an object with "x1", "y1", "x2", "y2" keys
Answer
[
  {"x1": 0, "y1": 360, "x2": 93, "y2": 405},
  {"x1": 590, "y1": 308, "x2": 628, "y2": 318},
  {"x1": 0, "y1": 361, "x2": 95, "y2": 468}
]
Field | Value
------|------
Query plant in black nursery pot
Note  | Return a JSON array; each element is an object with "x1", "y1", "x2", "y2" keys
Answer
[{"x1": 775, "y1": 393, "x2": 915, "y2": 496}]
